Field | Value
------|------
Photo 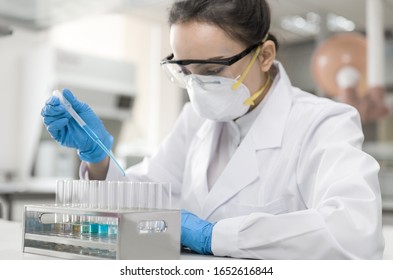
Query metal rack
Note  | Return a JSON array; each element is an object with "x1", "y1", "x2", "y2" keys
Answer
[{"x1": 22, "y1": 205, "x2": 180, "y2": 260}]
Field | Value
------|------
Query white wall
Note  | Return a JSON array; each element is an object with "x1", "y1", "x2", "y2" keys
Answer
[
  {"x1": 0, "y1": 28, "x2": 48, "y2": 180},
  {"x1": 0, "y1": 9, "x2": 183, "y2": 180},
  {"x1": 49, "y1": 12, "x2": 183, "y2": 160},
  {"x1": 118, "y1": 13, "x2": 183, "y2": 157}
]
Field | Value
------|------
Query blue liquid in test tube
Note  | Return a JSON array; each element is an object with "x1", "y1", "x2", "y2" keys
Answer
[
  {"x1": 87, "y1": 180, "x2": 99, "y2": 238},
  {"x1": 97, "y1": 181, "x2": 109, "y2": 240}
]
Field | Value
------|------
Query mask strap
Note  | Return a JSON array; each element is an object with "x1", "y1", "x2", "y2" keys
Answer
[
  {"x1": 232, "y1": 33, "x2": 270, "y2": 90},
  {"x1": 232, "y1": 45, "x2": 261, "y2": 90},
  {"x1": 243, "y1": 72, "x2": 271, "y2": 106}
]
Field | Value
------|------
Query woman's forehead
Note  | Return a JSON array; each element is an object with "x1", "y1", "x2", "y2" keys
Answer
[{"x1": 169, "y1": 21, "x2": 244, "y2": 60}]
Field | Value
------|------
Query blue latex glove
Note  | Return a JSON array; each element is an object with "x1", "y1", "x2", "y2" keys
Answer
[
  {"x1": 41, "y1": 88, "x2": 113, "y2": 163},
  {"x1": 181, "y1": 209, "x2": 214, "y2": 255}
]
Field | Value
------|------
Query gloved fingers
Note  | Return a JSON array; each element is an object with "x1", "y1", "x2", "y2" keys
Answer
[
  {"x1": 45, "y1": 96, "x2": 60, "y2": 106},
  {"x1": 43, "y1": 113, "x2": 69, "y2": 126},
  {"x1": 41, "y1": 102, "x2": 67, "y2": 117},
  {"x1": 46, "y1": 118, "x2": 69, "y2": 136},
  {"x1": 63, "y1": 88, "x2": 90, "y2": 113}
]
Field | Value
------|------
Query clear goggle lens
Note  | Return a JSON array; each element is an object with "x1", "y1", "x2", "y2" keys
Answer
[{"x1": 161, "y1": 63, "x2": 238, "y2": 88}]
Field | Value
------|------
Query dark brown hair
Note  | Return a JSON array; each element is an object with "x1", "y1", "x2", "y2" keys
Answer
[{"x1": 168, "y1": 0, "x2": 279, "y2": 49}]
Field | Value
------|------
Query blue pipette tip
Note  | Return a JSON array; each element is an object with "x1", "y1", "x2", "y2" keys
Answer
[
  {"x1": 84, "y1": 125, "x2": 126, "y2": 177},
  {"x1": 115, "y1": 160, "x2": 126, "y2": 177}
]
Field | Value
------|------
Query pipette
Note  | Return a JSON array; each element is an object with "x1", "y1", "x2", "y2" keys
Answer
[{"x1": 53, "y1": 90, "x2": 126, "y2": 176}]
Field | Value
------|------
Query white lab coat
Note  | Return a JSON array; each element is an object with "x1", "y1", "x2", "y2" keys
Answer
[{"x1": 84, "y1": 62, "x2": 385, "y2": 259}]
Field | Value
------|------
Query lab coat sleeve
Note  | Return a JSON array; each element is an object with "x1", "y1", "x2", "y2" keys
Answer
[{"x1": 211, "y1": 104, "x2": 384, "y2": 259}]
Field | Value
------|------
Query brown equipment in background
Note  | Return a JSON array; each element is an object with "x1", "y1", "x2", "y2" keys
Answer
[{"x1": 311, "y1": 32, "x2": 389, "y2": 123}]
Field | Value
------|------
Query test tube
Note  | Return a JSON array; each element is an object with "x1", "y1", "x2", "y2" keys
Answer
[
  {"x1": 98, "y1": 180, "x2": 109, "y2": 237},
  {"x1": 71, "y1": 180, "x2": 82, "y2": 207},
  {"x1": 64, "y1": 180, "x2": 73, "y2": 206},
  {"x1": 79, "y1": 180, "x2": 90, "y2": 236},
  {"x1": 71, "y1": 180, "x2": 82, "y2": 236},
  {"x1": 162, "y1": 182, "x2": 172, "y2": 210},
  {"x1": 88, "y1": 180, "x2": 99, "y2": 237},
  {"x1": 117, "y1": 181, "x2": 127, "y2": 210},
  {"x1": 62, "y1": 180, "x2": 73, "y2": 235},
  {"x1": 130, "y1": 181, "x2": 139, "y2": 209},
  {"x1": 108, "y1": 181, "x2": 118, "y2": 210},
  {"x1": 137, "y1": 182, "x2": 150, "y2": 209},
  {"x1": 54, "y1": 180, "x2": 65, "y2": 235},
  {"x1": 55, "y1": 180, "x2": 65, "y2": 206},
  {"x1": 147, "y1": 182, "x2": 158, "y2": 209},
  {"x1": 107, "y1": 181, "x2": 118, "y2": 237}
]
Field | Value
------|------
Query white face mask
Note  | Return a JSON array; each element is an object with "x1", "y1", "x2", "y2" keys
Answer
[
  {"x1": 183, "y1": 41, "x2": 272, "y2": 122},
  {"x1": 185, "y1": 75, "x2": 251, "y2": 122}
]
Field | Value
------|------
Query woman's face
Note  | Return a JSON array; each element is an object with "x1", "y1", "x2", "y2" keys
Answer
[{"x1": 169, "y1": 21, "x2": 266, "y2": 96}]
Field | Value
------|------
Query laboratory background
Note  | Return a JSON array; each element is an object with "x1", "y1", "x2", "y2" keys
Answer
[{"x1": 0, "y1": 0, "x2": 393, "y2": 259}]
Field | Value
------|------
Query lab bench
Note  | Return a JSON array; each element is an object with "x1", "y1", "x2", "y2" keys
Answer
[
  {"x1": 0, "y1": 180, "x2": 56, "y2": 221},
  {"x1": 0, "y1": 219, "x2": 392, "y2": 260}
]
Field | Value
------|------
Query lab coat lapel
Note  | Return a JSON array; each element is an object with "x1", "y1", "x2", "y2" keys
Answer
[
  {"x1": 202, "y1": 135, "x2": 259, "y2": 219},
  {"x1": 189, "y1": 120, "x2": 222, "y2": 209},
  {"x1": 202, "y1": 62, "x2": 294, "y2": 219}
]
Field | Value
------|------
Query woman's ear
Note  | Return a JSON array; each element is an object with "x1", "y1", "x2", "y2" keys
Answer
[{"x1": 258, "y1": 40, "x2": 276, "y2": 72}]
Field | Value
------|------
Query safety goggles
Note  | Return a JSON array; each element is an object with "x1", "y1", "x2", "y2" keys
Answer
[{"x1": 160, "y1": 42, "x2": 261, "y2": 88}]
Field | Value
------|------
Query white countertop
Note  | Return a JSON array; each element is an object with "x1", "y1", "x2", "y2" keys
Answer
[{"x1": 0, "y1": 178, "x2": 57, "y2": 194}]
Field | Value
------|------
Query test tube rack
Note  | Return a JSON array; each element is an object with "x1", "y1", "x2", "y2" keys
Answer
[{"x1": 22, "y1": 204, "x2": 180, "y2": 260}]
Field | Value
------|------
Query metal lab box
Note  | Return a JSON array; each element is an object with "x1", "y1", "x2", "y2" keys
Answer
[{"x1": 22, "y1": 205, "x2": 180, "y2": 260}]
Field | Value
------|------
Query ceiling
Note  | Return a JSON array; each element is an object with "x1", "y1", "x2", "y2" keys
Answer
[
  {"x1": 267, "y1": 0, "x2": 393, "y2": 44},
  {"x1": 0, "y1": 0, "x2": 392, "y2": 44}
]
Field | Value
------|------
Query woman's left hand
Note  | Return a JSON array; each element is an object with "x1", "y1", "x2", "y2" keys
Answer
[{"x1": 181, "y1": 209, "x2": 214, "y2": 255}]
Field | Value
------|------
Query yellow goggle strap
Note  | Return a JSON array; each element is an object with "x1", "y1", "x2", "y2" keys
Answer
[{"x1": 243, "y1": 72, "x2": 271, "y2": 106}]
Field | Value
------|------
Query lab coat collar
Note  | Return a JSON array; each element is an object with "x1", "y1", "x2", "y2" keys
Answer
[
  {"x1": 201, "y1": 61, "x2": 294, "y2": 219},
  {"x1": 249, "y1": 61, "x2": 293, "y2": 150}
]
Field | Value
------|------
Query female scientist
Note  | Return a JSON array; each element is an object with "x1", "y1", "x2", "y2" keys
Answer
[{"x1": 41, "y1": 0, "x2": 385, "y2": 259}]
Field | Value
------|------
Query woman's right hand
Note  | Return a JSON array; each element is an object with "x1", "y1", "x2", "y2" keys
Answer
[{"x1": 41, "y1": 88, "x2": 113, "y2": 163}]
